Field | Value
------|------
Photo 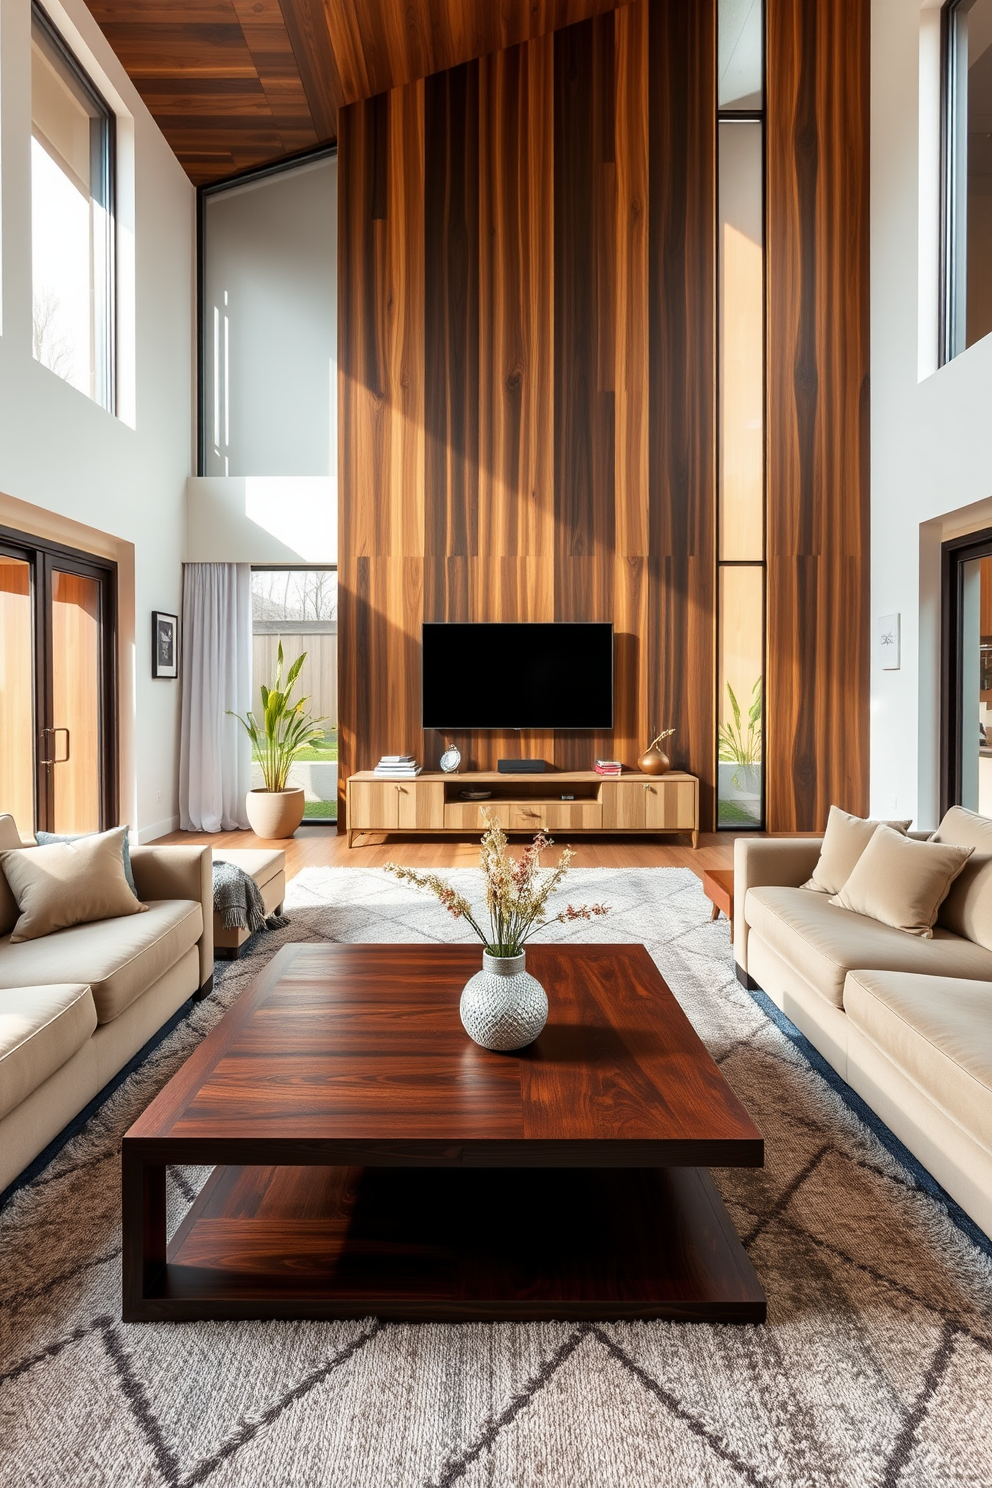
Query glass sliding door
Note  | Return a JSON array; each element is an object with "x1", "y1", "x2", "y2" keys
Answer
[
  {"x1": 0, "y1": 529, "x2": 116, "y2": 835},
  {"x1": 51, "y1": 569, "x2": 103, "y2": 832},
  {"x1": 941, "y1": 529, "x2": 992, "y2": 815},
  {"x1": 0, "y1": 554, "x2": 37, "y2": 831}
]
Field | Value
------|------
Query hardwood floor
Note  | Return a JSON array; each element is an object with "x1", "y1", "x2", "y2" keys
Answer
[{"x1": 160, "y1": 824, "x2": 742, "y2": 879}]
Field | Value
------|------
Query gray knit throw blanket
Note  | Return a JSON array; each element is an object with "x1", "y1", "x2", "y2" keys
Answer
[{"x1": 212, "y1": 860, "x2": 289, "y2": 935}]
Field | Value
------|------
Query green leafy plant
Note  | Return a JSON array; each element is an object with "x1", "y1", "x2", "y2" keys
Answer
[
  {"x1": 385, "y1": 814, "x2": 609, "y2": 957},
  {"x1": 229, "y1": 642, "x2": 328, "y2": 792},
  {"x1": 718, "y1": 678, "x2": 762, "y2": 787}
]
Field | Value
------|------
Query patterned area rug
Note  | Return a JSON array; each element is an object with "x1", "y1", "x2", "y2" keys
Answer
[{"x1": 2, "y1": 866, "x2": 992, "y2": 1488}]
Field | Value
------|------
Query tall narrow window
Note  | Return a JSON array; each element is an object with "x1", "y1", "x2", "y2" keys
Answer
[
  {"x1": 716, "y1": 2, "x2": 765, "y2": 828},
  {"x1": 941, "y1": 0, "x2": 992, "y2": 361},
  {"x1": 251, "y1": 569, "x2": 338, "y2": 823},
  {"x1": 31, "y1": 5, "x2": 115, "y2": 408}
]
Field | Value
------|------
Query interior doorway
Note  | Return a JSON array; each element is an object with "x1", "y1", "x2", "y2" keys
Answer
[
  {"x1": 0, "y1": 527, "x2": 117, "y2": 835},
  {"x1": 941, "y1": 527, "x2": 992, "y2": 816}
]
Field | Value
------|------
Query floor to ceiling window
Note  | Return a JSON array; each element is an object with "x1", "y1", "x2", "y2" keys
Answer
[
  {"x1": 716, "y1": 0, "x2": 766, "y2": 827},
  {"x1": 251, "y1": 568, "x2": 337, "y2": 823}
]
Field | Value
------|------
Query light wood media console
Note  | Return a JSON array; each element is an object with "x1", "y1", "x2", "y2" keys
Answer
[{"x1": 346, "y1": 771, "x2": 699, "y2": 848}]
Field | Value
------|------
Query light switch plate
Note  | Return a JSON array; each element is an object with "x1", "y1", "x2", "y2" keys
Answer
[{"x1": 876, "y1": 613, "x2": 900, "y2": 670}]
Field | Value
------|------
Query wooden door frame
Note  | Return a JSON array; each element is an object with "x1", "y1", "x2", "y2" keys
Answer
[
  {"x1": 940, "y1": 524, "x2": 992, "y2": 818},
  {"x1": 0, "y1": 524, "x2": 119, "y2": 833}
]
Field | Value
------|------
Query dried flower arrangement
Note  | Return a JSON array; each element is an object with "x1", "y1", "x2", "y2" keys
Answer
[{"x1": 385, "y1": 813, "x2": 610, "y2": 956}]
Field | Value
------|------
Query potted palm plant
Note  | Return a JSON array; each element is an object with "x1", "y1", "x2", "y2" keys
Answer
[{"x1": 230, "y1": 643, "x2": 328, "y2": 839}]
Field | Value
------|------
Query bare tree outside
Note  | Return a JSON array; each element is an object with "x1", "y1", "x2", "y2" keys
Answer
[
  {"x1": 32, "y1": 287, "x2": 75, "y2": 380},
  {"x1": 251, "y1": 569, "x2": 337, "y2": 622}
]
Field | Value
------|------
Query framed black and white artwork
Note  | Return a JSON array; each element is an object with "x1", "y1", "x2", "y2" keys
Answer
[{"x1": 152, "y1": 611, "x2": 179, "y2": 679}]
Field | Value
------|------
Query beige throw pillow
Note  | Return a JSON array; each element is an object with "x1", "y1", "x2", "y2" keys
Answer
[
  {"x1": 0, "y1": 826, "x2": 147, "y2": 943},
  {"x1": 931, "y1": 805, "x2": 992, "y2": 951},
  {"x1": 803, "y1": 805, "x2": 913, "y2": 896},
  {"x1": 830, "y1": 825, "x2": 973, "y2": 938}
]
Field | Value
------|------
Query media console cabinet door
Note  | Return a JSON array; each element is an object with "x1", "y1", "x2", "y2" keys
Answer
[
  {"x1": 349, "y1": 780, "x2": 400, "y2": 830},
  {"x1": 396, "y1": 780, "x2": 444, "y2": 830},
  {"x1": 602, "y1": 778, "x2": 697, "y2": 832},
  {"x1": 350, "y1": 779, "x2": 445, "y2": 830}
]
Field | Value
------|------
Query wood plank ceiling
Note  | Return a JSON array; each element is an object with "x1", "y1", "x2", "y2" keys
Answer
[{"x1": 84, "y1": 0, "x2": 629, "y2": 184}]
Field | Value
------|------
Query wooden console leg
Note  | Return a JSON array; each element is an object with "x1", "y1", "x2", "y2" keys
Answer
[
  {"x1": 691, "y1": 830, "x2": 700, "y2": 849},
  {"x1": 348, "y1": 829, "x2": 355, "y2": 848}
]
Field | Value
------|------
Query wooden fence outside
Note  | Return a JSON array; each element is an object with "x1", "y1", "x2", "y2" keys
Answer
[{"x1": 252, "y1": 623, "x2": 337, "y2": 731}]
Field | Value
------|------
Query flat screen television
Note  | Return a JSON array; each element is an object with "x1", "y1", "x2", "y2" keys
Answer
[{"x1": 422, "y1": 622, "x2": 614, "y2": 730}]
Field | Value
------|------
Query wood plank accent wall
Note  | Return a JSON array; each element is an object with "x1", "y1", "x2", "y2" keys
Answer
[
  {"x1": 765, "y1": 0, "x2": 870, "y2": 830},
  {"x1": 339, "y1": 0, "x2": 869, "y2": 833},
  {"x1": 339, "y1": 0, "x2": 717, "y2": 827}
]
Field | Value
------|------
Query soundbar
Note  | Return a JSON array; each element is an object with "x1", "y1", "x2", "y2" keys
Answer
[{"x1": 498, "y1": 759, "x2": 549, "y2": 774}]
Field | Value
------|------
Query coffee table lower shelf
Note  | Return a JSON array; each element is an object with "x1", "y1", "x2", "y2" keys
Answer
[{"x1": 125, "y1": 1163, "x2": 766, "y2": 1323}]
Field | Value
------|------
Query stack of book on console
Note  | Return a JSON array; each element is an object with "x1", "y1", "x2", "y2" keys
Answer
[
  {"x1": 594, "y1": 759, "x2": 623, "y2": 777},
  {"x1": 374, "y1": 755, "x2": 422, "y2": 777}
]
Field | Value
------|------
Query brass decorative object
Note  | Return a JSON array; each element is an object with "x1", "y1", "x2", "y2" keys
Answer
[{"x1": 638, "y1": 728, "x2": 675, "y2": 776}]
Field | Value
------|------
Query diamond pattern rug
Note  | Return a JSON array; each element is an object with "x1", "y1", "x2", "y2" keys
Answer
[{"x1": 2, "y1": 866, "x2": 991, "y2": 1488}]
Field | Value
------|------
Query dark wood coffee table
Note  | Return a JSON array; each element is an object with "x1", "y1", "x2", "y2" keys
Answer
[{"x1": 123, "y1": 943, "x2": 765, "y2": 1322}]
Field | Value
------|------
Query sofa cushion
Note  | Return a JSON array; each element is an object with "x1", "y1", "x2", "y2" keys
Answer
[
  {"x1": 0, "y1": 983, "x2": 96, "y2": 1121},
  {"x1": 0, "y1": 899, "x2": 202, "y2": 1024},
  {"x1": 0, "y1": 827, "x2": 147, "y2": 943},
  {"x1": 844, "y1": 970, "x2": 992, "y2": 1153},
  {"x1": 803, "y1": 805, "x2": 912, "y2": 896},
  {"x1": 830, "y1": 825, "x2": 973, "y2": 938},
  {"x1": 744, "y1": 886, "x2": 992, "y2": 1008},
  {"x1": 932, "y1": 805, "x2": 992, "y2": 950}
]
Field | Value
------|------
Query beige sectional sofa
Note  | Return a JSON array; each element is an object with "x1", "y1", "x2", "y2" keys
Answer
[
  {"x1": 735, "y1": 806, "x2": 992, "y2": 1239},
  {"x1": 0, "y1": 814, "x2": 213, "y2": 1195}
]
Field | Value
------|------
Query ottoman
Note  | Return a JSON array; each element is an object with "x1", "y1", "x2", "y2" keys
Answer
[{"x1": 212, "y1": 848, "x2": 286, "y2": 959}]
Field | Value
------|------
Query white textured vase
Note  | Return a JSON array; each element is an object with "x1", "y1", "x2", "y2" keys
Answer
[{"x1": 459, "y1": 950, "x2": 548, "y2": 1052}]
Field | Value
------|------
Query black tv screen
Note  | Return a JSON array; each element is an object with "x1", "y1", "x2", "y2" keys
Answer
[{"x1": 422, "y1": 622, "x2": 614, "y2": 730}]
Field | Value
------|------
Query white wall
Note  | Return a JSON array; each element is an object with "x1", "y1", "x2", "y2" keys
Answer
[
  {"x1": 871, "y1": 0, "x2": 992, "y2": 827},
  {"x1": 202, "y1": 153, "x2": 337, "y2": 478},
  {"x1": 185, "y1": 476, "x2": 336, "y2": 564},
  {"x1": 0, "y1": 0, "x2": 194, "y2": 841}
]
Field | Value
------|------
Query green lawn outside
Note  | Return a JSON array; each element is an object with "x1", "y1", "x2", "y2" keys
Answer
[{"x1": 304, "y1": 800, "x2": 338, "y2": 821}]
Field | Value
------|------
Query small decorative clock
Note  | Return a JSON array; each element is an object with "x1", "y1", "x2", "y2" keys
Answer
[{"x1": 439, "y1": 743, "x2": 461, "y2": 774}]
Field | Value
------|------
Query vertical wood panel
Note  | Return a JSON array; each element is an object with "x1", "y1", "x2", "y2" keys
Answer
[
  {"x1": 647, "y1": 0, "x2": 717, "y2": 827},
  {"x1": 338, "y1": 86, "x2": 426, "y2": 806},
  {"x1": 477, "y1": 37, "x2": 555, "y2": 572},
  {"x1": 766, "y1": 0, "x2": 870, "y2": 830},
  {"x1": 424, "y1": 62, "x2": 480, "y2": 596},
  {"x1": 552, "y1": 12, "x2": 618, "y2": 772}
]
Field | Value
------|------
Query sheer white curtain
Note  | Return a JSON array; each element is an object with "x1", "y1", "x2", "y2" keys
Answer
[{"x1": 179, "y1": 563, "x2": 252, "y2": 831}]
